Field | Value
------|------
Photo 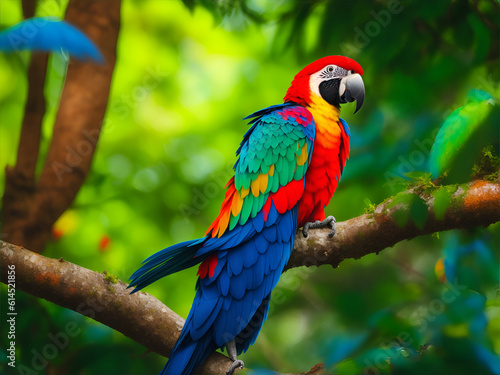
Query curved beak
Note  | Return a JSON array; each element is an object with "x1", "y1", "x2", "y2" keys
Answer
[{"x1": 339, "y1": 73, "x2": 365, "y2": 114}]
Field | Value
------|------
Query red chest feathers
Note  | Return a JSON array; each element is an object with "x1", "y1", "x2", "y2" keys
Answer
[{"x1": 298, "y1": 111, "x2": 350, "y2": 227}]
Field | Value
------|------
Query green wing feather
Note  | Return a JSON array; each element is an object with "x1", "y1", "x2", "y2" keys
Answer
[{"x1": 429, "y1": 89, "x2": 496, "y2": 179}]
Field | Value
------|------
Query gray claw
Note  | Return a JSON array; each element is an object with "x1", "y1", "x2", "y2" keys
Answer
[
  {"x1": 226, "y1": 339, "x2": 244, "y2": 375},
  {"x1": 226, "y1": 360, "x2": 244, "y2": 375},
  {"x1": 303, "y1": 220, "x2": 319, "y2": 237},
  {"x1": 302, "y1": 216, "x2": 336, "y2": 238}
]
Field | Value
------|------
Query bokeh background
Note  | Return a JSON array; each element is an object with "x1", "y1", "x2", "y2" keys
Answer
[{"x1": 1, "y1": 0, "x2": 499, "y2": 374}]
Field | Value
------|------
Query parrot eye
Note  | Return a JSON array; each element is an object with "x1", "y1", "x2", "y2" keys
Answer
[
  {"x1": 351, "y1": 70, "x2": 355, "y2": 74},
  {"x1": 320, "y1": 65, "x2": 338, "y2": 79}
]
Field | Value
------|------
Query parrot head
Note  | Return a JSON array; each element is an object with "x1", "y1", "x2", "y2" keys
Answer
[{"x1": 284, "y1": 55, "x2": 364, "y2": 113}]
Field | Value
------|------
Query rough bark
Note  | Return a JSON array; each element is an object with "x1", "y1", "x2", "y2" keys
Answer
[
  {"x1": 1, "y1": 0, "x2": 121, "y2": 253},
  {"x1": 0, "y1": 241, "x2": 234, "y2": 375},
  {"x1": 1, "y1": 180, "x2": 498, "y2": 374},
  {"x1": 288, "y1": 179, "x2": 500, "y2": 269}
]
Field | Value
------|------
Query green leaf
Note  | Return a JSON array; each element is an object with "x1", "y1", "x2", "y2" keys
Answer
[
  {"x1": 410, "y1": 196, "x2": 428, "y2": 230},
  {"x1": 403, "y1": 171, "x2": 435, "y2": 188},
  {"x1": 388, "y1": 193, "x2": 428, "y2": 229},
  {"x1": 388, "y1": 193, "x2": 415, "y2": 227},
  {"x1": 393, "y1": 209, "x2": 409, "y2": 228},
  {"x1": 432, "y1": 186, "x2": 457, "y2": 220},
  {"x1": 428, "y1": 90, "x2": 495, "y2": 179},
  {"x1": 363, "y1": 198, "x2": 376, "y2": 214},
  {"x1": 404, "y1": 171, "x2": 428, "y2": 180}
]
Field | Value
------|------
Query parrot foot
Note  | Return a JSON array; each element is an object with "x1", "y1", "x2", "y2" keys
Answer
[
  {"x1": 226, "y1": 360, "x2": 245, "y2": 375},
  {"x1": 226, "y1": 339, "x2": 244, "y2": 375},
  {"x1": 302, "y1": 216, "x2": 336, "y2": 238}
]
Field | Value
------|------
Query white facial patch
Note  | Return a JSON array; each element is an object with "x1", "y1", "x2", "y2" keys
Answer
[{"x1": 309, "y1": 64, "x2": 350, "y2": 97}]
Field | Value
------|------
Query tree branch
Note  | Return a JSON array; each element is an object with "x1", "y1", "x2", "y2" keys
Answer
[
  {"x1": 0, "y1": 241, "x2": 235, "y2": 375},
  {"x1": 288, "y1": 179, "x2": 499, "y2": 269},
  {"x1": 1, "y1": 180, "x2": 498, "y2": 374}
]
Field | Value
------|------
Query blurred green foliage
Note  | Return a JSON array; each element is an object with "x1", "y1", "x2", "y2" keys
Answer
[{"x1": 0, "y1": 0, "x2": 499, "y2": 374}]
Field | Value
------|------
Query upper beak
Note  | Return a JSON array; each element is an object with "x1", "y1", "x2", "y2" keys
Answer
[{"x1": 339, "y1": 73, "x2": 365, "y2": 114}]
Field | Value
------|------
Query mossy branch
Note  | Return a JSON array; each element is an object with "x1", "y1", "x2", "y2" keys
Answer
[
  {"x1": 1, "y1": 180, "x2": 498, "y2": 374},
  {"x1": 288, "y1": 180, "x2": 499, "y2": 269}
]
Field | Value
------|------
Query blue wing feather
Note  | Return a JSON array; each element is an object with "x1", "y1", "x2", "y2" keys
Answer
[{"x1": 0, "y1": 17, "x2": 104, "y2": 62}]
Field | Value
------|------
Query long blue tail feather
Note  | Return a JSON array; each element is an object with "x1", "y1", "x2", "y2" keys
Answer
[
  {"x1": 159, "y1": 331, "x2": 216, "y2": 375},
  {"x1": 128, "y1": 237, "x2": 208, "y2": 293}
]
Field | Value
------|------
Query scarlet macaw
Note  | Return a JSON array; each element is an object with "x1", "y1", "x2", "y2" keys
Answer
[{"x1": 129, "y1": 56, "x2": 364, "y2": 375}]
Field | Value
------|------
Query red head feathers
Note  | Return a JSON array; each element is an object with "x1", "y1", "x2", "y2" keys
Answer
[{"x1": 284, "y1": 55, "x2": 363, "y2": 106}]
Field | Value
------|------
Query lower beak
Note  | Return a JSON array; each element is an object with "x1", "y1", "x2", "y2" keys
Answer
[{"x1": 339, "y1": 73, "x2": 365, "y2": 114}]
